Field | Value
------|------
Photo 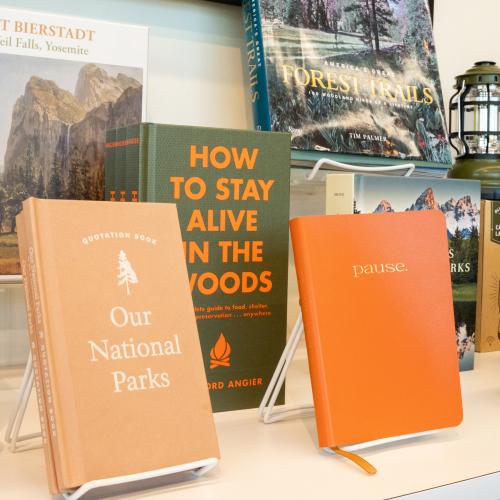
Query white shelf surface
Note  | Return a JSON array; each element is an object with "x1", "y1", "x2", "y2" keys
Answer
[{"x1": 1, "y1": 350, "x2": 500, "y2": 499}]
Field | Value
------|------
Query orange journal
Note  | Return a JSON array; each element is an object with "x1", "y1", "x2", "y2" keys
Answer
[{"x1": 290, "y1": 211, "x2": 463, "y2": 449}]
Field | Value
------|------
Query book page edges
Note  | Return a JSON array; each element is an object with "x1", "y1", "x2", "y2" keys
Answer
[
  {"x1": 290, "y1": 217, "x2": 336, "y2": 448},
  {"x1": 23, "y1": 198, "x2": 85, "y2": 491},
  {"x1": 17, "y1": 211, "x2": 59, "y2": 494},
  {"x1": 475, "y1": 201, "x2": 486, "y2": 349}
]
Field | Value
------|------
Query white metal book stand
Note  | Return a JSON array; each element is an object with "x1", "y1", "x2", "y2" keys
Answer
[
  {"x1": 3, "y1": 352, "x2": 217, "y2": 499},
  {"x1": 258, "y1": 159, "x2": 437, "y2": 454}
]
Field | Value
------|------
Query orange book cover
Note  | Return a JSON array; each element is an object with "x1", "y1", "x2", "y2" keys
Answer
[
  {"x1": 17, "y1": 198, "x2": 220, "y2": 493},
  {"x1": 290, "y1": 211, "x2": 463, "y2": 449}
]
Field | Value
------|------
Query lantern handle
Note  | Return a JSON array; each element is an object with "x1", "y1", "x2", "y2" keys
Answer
[
  {"x1": 449, "y1": 87, "x2": 461, "y2": 155},
  {"x1": 455, "y1": 80, "x2": 467, "y2": 156}
]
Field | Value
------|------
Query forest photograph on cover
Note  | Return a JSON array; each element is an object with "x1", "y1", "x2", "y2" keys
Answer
[
  {"x1": 0, "y1": 54, "x2": 143, "y2": 274},
  {"x1": 260, "y1": 0, "x2": 451, "y2": 163}
]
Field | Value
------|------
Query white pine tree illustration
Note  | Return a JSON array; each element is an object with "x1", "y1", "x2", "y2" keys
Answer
[{"x1": 117, "y1": 250, "x2": 138, "y2": 295}]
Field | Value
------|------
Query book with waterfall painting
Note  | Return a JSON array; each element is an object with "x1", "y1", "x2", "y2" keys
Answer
[
  {"x1": 242, "y1": 0, "x2": 452, "y2": 169},
  {"x1": 0, "y1": 6, "x2": 148, "y2": 275}
]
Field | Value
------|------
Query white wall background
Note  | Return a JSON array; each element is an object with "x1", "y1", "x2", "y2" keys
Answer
[
  {"x1": 434, "y1": 0, "x2": 500, "y2": 118},
  {"x1": 1, "y1": 0, "x2": 500, "y2": 366}
]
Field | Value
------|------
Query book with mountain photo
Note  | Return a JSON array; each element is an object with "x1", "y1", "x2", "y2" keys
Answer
[
  {"x1": 0, "y1": 7, "x2": 148, "y2": 275},
  {"x1": 243, "y1": 0, "x2": 452, "y2": 168},
  {"x1": 326, "y1": 174, "x2": 481, "y2": 370}
]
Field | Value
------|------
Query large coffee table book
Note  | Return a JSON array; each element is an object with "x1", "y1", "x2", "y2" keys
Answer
[
  {"x1": 105, "y1": 123, "x2": 291, "y2": 412},
  {"x1": 243, "y1": 0, "x2": 451, "y2": 173},
  {"x1": 325, "y1": 174, "x2": 480, "y2": 371},
  {"x1": 290, "y1": 211, "x2": 462, "y2": 469},
  {"x1": 476, "y1": 201, "x2": 500, "y2": 352},
  {"x1": 0, "y1": 7, "x2": 148, "y2": 277},
  {"x1": 16, "y1": 198, "x2": 220, "y2": 495}
]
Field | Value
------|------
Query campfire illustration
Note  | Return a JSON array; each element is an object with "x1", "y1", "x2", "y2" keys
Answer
[{"x1": 209, "y1": 333, "x2": 231, "y2": 369}]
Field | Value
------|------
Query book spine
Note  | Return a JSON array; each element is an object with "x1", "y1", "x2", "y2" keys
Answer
[
  {"x1": 290, "y1": 218, "x2": 336, "y2": 447},
  {"x1": 17, "y1": 213, "x2": 59, "y2": 494},
  {"x1": 242, "y1": 0, "x2": 272, "y2": 131},
  {"x1": 23, "y1": 198, "x2": 83, "y2": 490},
  {"x1": 125, "y1": 124, "x2": 141, "y2": 203},
  {"x1": 325, "y1": 174, "x2": 356, "y2": 215},
  {"x1": 475, "y1": 201, "x2": 486, "y2": 348},
  {"x1": 138, "y1": 123, "x2": 149, "y2": 202},
  {"x1": 104, "y1": 129, "x2": 117, "y2": 201},
  {"x1": 114, "y1": 126, "x2": 128, "y2": 202},
  {"x1": 146, "y1": 124, "x2": 157, "y2": 201}
]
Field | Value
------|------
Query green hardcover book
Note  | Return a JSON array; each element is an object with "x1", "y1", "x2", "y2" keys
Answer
[
  {"x1": 108, "y1": 123, "x2": 291, "y2": 412},
  {"x1": 114, "y1": 126, "x2": 128, "y2": 201},
  {"x1": 104, "y1": 129, "x2": 117, "y2": 202},
  {"x1": 125, "y1": 124, "x2": 141, "y2": 202}
]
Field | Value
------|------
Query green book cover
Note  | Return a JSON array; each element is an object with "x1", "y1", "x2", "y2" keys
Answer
[
  {"x1": 104, "y1": 129, "x2": 117, "y2": 202},
  {"x1": 114, "y1": 127, "x2": 128, "y2": 201},
  {"x1": 125, "y1": 124, "x2": 141, "y2": 202},
  {"x1": 109, "y1": 123, "x2": 291, "y2": 411}
]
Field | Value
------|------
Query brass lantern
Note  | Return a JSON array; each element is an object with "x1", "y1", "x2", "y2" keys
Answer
[{"x1": 448, "y1": 61, "x2": 500, "y2": 199}]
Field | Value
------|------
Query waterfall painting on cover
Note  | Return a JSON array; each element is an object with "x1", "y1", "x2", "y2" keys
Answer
[
  {"x1": 0, "y1": 7, "x2": 148, "y2": 275},
  {"x1": 246, "y1": 0, "x2": 451, "y2": 165}
]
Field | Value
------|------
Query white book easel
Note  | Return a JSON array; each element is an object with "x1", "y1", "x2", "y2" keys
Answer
[
  {"x1": 258, "y1": 159, "x2": 438, "y2": 454},
  {"x1": 3, "y1": 351, "x2": 217, "y2": 499}
]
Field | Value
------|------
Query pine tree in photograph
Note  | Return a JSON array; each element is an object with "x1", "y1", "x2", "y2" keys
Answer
[
  {"x1": 0, "y1": 185, "x2": 7, "y2": 232},
  {"x1": 286, "y1": 0, "x2": 304, "y2": 27},
  {"x1": 345, "y1": 0, "x2": 398, "y2": 54},
  {"x1": 345, "y1": 0, "x2": 373, "y2": 50},
  {"x1": 35, "y1": 171, "x2": 46, "y2": 198},
  {"x1": 20, "y1": 143, "x2": 36, "y2": 196},
  {"x1": 48, "y1": 153, "x2": 64, "y2": 200},
  {"x1": 404, "y1": 0, "x2": 434, "y2": 63},
  {"x1": 117, "y1": 250, "x2": 138, "y2": 296},
  {"x1": 6, "y1": 183, "x2": 28, "y2": 232}
]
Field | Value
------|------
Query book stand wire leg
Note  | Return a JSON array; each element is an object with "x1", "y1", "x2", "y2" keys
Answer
[
  {"x1": 258, "y1": 311, "x2": 313, "y2": 423},
  {"x1": 258, "y1": 158, "x2": 435, "y2": 454},
  {"x1": 4, "y1": 352, "x2": 41, "y2": 451},
  {"x1": 259, "y1": 306, "x2": 437, "y2": 453},
  {"x1": 4, "y1": 358, "x2": 218, "y2": 498}
]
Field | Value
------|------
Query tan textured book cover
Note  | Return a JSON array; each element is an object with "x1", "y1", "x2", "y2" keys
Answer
[
  {"x1": 477, "y1": 200, "x2": 500, "y2": 352},
  {"x1": 17, "y1": 198, "x2": 220, "y2": 493},
  {"x1": 17, "y1": 214, "x2": 59, "y2": 493}
]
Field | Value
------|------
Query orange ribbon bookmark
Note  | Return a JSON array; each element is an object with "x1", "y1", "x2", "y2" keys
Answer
[{"x1": 330, "y1": 447, "x2": 377, "y2": 475}]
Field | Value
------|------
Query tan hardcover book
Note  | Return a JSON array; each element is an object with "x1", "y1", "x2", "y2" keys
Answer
[
  {"x1": 18, "y1": 198, "x2": 220, "y2": 493},
  {"x1": 476, "y1": 200, "x2": 500, "y2": 352},
  {"x1": 17, "y1": 213, "x2": 59, "y2": 493}
]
